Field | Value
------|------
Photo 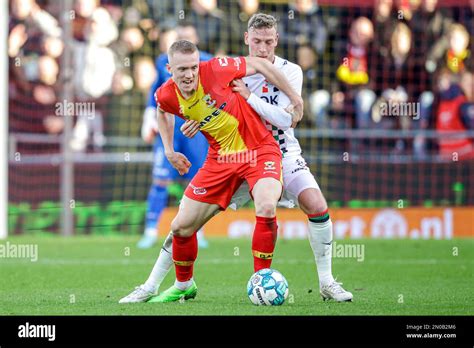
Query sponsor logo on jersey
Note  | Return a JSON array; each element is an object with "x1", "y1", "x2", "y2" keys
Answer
[
  {"x1": 203, "y1": 94, "x2": 217, "y2": 108},
  {"x1": 190, "y1": 184, "x2": 207, "y2": 195},
  {"x1": 199, "y1": 102, "x2": 227, "y2": 128},
  {"x1": 264, "y1": 161, "x2": 276, "y2": 170}
]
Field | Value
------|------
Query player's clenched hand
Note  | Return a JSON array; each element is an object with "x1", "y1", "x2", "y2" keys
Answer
[
  {"x1": 231, "y1": 79, "x2": 251, "y2": 99},
  {"x1": 289, "y1": 95, "x2": 304, "y2": 126},
  {"x1": 285, "y1": 104, "x2": 300, "y2": 128},
  {"x1": 165, "y1": 152, "x2": 191, "y2": 175},
  {"x1": 180, "y1": 119, "x2": 200, "y2": 138}
]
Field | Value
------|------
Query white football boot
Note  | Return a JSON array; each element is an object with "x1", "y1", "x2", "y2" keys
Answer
[
  {"x1": 119, "y1": 285, "x2": 156, "y2": 303},
  {"x1": 320, "y1": 281, "x2": 353, "y2": 302}
]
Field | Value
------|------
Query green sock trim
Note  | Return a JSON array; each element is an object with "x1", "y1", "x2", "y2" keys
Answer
[{"x1": 309, "y1": 213, "x2": 330, "y2": 223}]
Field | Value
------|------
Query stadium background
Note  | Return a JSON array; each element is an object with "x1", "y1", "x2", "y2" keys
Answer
[{"x1": 5, "y1": 0, "x2": 474, "y2": 239}]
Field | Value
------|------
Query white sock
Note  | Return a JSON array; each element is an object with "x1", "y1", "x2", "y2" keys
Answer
[
  {"x1": 175, "y1": 278, "x2": 193, "y2": 291},
  {"x1": 196, "y1": 228, "x2": 204, "y2": 240},
  {"x1": 308, "y1": 219, "x2": 335, "y2": 286},
  {"x1": 144, "y1": 227, "x2": 157, "y2": 238},
  {"x1": 143, "y1": 232, "x2": 174, "y2": 293}
]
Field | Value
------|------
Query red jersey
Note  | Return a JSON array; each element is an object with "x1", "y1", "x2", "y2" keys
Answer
[
  {"x1": 155, "y1": 57, "x2": 275, "y2": 158},
  {"x1": 437, "y1": 94, "x2": 473, "y2": 156}
]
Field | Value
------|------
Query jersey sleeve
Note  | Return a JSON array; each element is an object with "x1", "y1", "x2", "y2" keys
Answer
[
  {"x1": 154, "y1": 85, "x2": 176, "y2": 115},
  {"x1": 277, "y1": 64, "x2": 303, "y2": 109},
  {"x1": 209, "y1": 56, "x2": 246, "y2": 85},
  {"x1": 246, "y1": 93, "x2": 292, "y2": 130}
]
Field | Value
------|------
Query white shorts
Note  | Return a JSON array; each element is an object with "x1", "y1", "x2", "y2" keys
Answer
[{"x1": 228, "y1": 155, "x2": 320, "y2": 210}]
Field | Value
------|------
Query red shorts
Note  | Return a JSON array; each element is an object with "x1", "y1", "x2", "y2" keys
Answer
[{"x1": 184, "y1": 142, "x2": 282, "y2": 209}]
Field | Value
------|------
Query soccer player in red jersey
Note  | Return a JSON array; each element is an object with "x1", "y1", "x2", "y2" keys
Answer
[{"x1": 136, "y1": 39, "x2": 302, "y2": 302}]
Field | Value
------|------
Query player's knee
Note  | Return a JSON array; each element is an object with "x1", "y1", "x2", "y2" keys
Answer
[
  {"x1": 170, "y1": 219, "x2": 194, "y2": 237},
  {"x1": 302, "y1": 199, "x2": 328, "y2": 216},
  {"x1": 255, "y1": 202, "x2": 277, "y2": 218},
  {"x1": 299, "y1": 189, "x2": 328, "y2": 215}
]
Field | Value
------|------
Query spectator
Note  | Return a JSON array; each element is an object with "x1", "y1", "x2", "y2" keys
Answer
[
  {"x1": 71, "y1": 4, "x2": 118, "y2": 151},
  {"x1": 371, "y1": 0, "x2": 397, "y2": 62},
  {"x1": 8, "y1": 0, "x2": 63, "y2": 135},
  {"x1": 426, "y1": 23, "x2": 472, "y2": 75},
  {"x1": 225, "y1": 0, "x2": 260, "y2": 56},
  {"x1": 409, "y1": 0, "x2": 453, "y2": 157},
  {"x1": 445, "y1": 24, "x2": 472, "y2": 74},
  {"x1": 296, "y1": 44, "x2": 320, "y2": 126},
  {"x1": 42, "y1": 35, "x2": 64, "y2": 58},
  {"x1": 279, "y1": 0, "x2": 327, "y2": 62},
  {"x1": 371, "y1": 22, "x2": 416, "y2": 153},
  {"x1": 133, "y1": 56, "x2": 156, "y2": 94},
  {"x1": 459, "y1": 71, "x2": 474, "y2": 130},
  {"x1": 158, "y1": 23, "x2": 178, "y2": 55},
  {"x1": 394, "y1": 0, "x2": 421, "y2": 22},
  {"x1": 121, "y1": 26, "x2": 145, "y2": 53},
  {"x1": 312, "y1": 17, "x2": 374, "y2": 130},
  {"x1": 185, "y1": 0, "x2": 227, "y2": 55},
  {"x1": 435, "y1": 69, "x2": 474, "y2": 159}
]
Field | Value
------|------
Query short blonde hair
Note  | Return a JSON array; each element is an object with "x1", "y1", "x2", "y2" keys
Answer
[
  {"x1": 168, "y1": 40, "x2": 198, "y2": 57},
  {"x1": 248, "y1": 13, "x2": 278, "y2": 31}
]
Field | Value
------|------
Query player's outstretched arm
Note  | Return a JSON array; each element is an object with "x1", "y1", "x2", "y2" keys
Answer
[
  {"x1": 244, "y1": 56, "x2": 303, "y2": 123},
  {"x1": 157, "y1": 109, "x2": 191, "y2": 175}
]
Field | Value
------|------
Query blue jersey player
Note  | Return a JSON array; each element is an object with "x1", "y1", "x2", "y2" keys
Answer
[{"x1": 138, "y1": 23, "x2": 212, "y2": 249}]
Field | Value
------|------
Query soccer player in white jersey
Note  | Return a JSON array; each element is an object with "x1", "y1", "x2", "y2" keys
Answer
[{"x1": 119, "y1": 13, "x2": 352, "y2": 304}]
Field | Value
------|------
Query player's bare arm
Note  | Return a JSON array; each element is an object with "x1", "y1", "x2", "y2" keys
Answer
[
  {"x1": 156, "y1": 108, "x2": 191, "y2": 175},
  {"x1": 244, "y1": 56, "x2": 303, "y2": 122}
]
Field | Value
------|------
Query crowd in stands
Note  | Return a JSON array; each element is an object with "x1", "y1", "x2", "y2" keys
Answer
[{"x1": 8, "y1": 0, "x2": 474, "y2": 158}]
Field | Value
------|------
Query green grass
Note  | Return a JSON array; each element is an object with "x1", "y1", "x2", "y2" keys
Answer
[{"x1": 0, "y1": 236, "x2": 472, "y2": 315}]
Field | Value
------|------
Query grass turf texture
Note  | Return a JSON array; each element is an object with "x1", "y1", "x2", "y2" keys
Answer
[{"x1": 0, "y1": 236, "x2": 472, "y2": 315}]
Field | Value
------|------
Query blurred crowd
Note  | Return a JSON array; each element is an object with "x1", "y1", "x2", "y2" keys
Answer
[{"x1": 8, "y1": 0, "x2": 474, "y2": 158}]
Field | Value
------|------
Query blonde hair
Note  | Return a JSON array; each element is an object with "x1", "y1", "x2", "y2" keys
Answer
[
  {"x1": 248, "y1": 13, "x2": 278, "y2": 31},
  {"x1": 168, "y1": 40, "x2": 198, "y2": 57}
]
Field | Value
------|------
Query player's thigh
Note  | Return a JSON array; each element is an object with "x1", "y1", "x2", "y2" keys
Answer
[
  {"x1": 171, "y1": 195, "x2": 220, "y2": 236},
  {"x1": 282, "y1": 156, "x2": 327, "y2": 214},
  {"x1": 284, "y1": 170, "x2": 327, "y2": 214},
  {"x1": 245, "y1": 145, "x2": 283, "y2": 206}
]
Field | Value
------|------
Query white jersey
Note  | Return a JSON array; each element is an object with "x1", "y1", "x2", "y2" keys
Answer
[{"x1": 243, "y1": 56, "x2": 303, "y2": 158}]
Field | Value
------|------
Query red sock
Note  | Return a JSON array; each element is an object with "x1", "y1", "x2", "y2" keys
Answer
[
  {"x1": 172, "y1": 233, "x2": 198, "y2": 282},
  {"x1": 252, "y1": 216, "x2": 278, "y2": 272}
]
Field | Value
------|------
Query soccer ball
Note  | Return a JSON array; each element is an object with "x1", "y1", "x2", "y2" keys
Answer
[{"x1": 247, "y1": 268, "x2": 289, "y2": 306}]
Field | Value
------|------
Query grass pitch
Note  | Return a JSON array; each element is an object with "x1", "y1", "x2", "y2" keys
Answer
[{"x1": 0, "y1": 236, "x2": 472, "y2": 315}]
